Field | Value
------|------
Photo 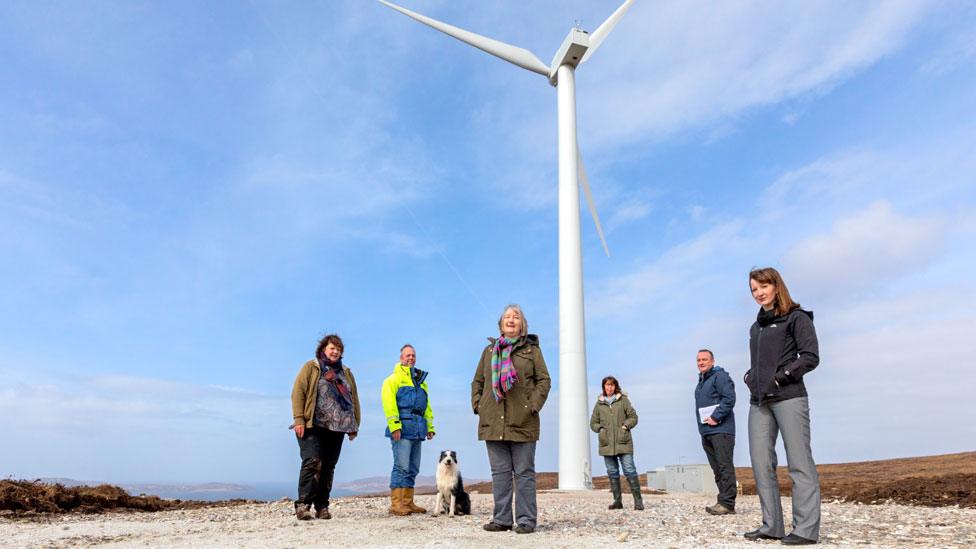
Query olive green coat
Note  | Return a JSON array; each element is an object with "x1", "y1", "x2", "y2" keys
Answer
[
  {"x1": 589, "y1": 393, "x2": 638, "y2": 456},
  {"x1": 291, "y1": 359, "x2": 362, "y2": 430},
  {"x1": 471, "y1": 335, "x2": 551, "y2": 442}
]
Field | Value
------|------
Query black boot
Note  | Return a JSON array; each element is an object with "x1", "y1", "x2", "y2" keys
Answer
[
  {"x1": 626, "y1": 476, "x2": 644, "y2": 510},
  {"x1": 608, "y1": 477, "x2": 623, "y2": 509}
]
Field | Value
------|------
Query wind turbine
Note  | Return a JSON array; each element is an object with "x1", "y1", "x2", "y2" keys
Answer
[{"x1": 379, "y1": 0, "x2": 635, "y2": 490}]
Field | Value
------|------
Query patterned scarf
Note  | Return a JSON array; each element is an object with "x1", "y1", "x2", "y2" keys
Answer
[
  {"x1": 319, "y1": 356, "x2": 353, "y2": 411},
  {"x1": 491, "y1": 336, "x2": 521, "y2": 402}
]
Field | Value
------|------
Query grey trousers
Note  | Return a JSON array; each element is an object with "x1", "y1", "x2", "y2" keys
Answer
[
  {"x1": 749, "y1": 397, "x2": 821, "y2": 541},
  {"x1": 486, "y1": 441, "x2": 537, "y2": 528}
]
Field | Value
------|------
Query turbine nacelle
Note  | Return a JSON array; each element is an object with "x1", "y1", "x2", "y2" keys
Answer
[{"x1": 549, "y1": 28, "x2": 589, "y2": 86}]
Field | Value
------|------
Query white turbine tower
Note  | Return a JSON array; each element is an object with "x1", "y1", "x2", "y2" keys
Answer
[{"x1": 380, "y1": 0, "x2": 635, "y2": 490}]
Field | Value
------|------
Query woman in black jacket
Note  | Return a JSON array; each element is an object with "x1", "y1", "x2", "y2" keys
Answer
[{"x1": 744, "y1": 268, "x2": 821, "y2": 545}]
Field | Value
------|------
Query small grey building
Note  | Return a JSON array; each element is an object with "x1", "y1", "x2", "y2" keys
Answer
[{"x1": 663, "y1": 464, "x2": 718, "y2": 494}]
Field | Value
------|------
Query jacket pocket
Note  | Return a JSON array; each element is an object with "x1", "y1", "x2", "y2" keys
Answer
[
  {"x1": 598, "y1": 427, "x2": 608, "y2": 449},
  {"x1": 507, "y1": 390, "x2": 533, "y2": 430},
  {"x1": 619, "y1": 427, "x2": 632, "y2": 446}
]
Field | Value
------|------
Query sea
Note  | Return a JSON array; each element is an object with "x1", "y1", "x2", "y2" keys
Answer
[{"x1": 122, "y1": 482, "x2": 357, "y2": 502}]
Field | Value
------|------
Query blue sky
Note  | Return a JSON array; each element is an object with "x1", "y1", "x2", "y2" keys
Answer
[{"x1": 1, "y1": 0, "x2": 974, "y2": 486}]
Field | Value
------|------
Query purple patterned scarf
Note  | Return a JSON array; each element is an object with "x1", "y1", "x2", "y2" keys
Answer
[
  {"x1": 318, "y1": 356, "x2": 353, "y2": 411},
  {"x1": 491, "y1": 336, "x2": 520, "y2": 401}
]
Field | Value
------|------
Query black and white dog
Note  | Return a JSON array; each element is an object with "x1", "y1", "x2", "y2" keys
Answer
[{"x1": 433, "y1": 450, "x2": 471, "y2": 517}]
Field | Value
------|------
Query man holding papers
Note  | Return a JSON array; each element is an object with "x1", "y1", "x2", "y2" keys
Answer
[{"x1": 694, "y1": 349, "x2": 737, "y2": 515}]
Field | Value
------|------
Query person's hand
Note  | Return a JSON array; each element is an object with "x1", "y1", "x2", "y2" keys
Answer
[
  {"x1": 426, "y1": 431, "x2": 435, "y2": 440},
  {"x1": 391, "y1": 429, "x2": 402, "y2": 441},
  {"x1": 705, "y1": 416, "x2": 719, "y2": 426},
  {"x1": 294, "y1": 424, "x2": 305, "y2": 439},
  {"x1": 621, "y1": 425, "x2": 628, "y2": 431},
  {"x1": 348, "y1": 431, "x2": 358, "y2": 441}
]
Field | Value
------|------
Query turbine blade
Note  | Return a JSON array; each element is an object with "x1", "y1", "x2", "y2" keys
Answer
[
  {"x1": 378, "y1": 0, "x2": 550, "y2": 77},
  {"x1": 580, "y1": 0, "x2": 636, "y2": 65},
  {"x1": 578, "y1": 152, "x2": 610, "y2": 257}
]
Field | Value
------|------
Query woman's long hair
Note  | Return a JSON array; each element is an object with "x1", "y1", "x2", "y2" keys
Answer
[
  {"x1": 601, "y1": 375, "x2": 622, "y2": 396},
  {"x1": 749, "y1": 267, "x2": 800, "y2": 316}
]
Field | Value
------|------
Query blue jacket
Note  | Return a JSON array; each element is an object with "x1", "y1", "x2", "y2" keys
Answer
[
  {"x1": 381, "y1": 363, "x2": 435, "y2": 440},
  {"x1": 695, "y1": 365, "x2": 736, "y2": 437}
]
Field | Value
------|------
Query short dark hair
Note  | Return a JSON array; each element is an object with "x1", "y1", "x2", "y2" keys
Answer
[
  {"x1": 400, "y1": 344, "x2": 415, "y2": 353},
  {"x1": 601, "y1": 375, "x2": 622, "y2": 394},
  {"x1": 698, "y1": 349, "x2": 714, "y2": 359},
  {"x1": 315, "y1": 333, "x2": 344, "y2": 358}
]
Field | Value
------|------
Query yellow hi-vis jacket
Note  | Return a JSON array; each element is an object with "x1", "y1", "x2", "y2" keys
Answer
[{"x1": 381, "y1": 363, "x2": 434, "y2": 440}]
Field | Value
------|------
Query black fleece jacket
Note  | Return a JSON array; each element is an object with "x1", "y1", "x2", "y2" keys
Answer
[{"x1": 746, "y1": 307, "x2": 819, "y2": 405}]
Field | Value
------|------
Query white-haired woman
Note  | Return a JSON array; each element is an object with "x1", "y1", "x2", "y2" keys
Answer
[{"x1": 471, "y1": 304, "x2": 551, "y2": 534}]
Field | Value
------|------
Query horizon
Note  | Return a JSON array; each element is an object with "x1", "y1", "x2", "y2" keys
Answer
[{"x1": 2, "y1": 1, "x2": 974, "y2": 488}]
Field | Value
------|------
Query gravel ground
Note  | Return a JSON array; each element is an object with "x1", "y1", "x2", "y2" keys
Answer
[{"x1": 2, "y1": 490, "x2": 974, "y2": 548}]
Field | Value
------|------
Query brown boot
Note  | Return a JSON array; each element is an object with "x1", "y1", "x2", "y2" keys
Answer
[
  {"x1": 389, "y1": 488, "x2": 411, "y2": 516},
  {"x1": 295, "y1": 503, "x2": 313, "y2": 520},
  {"x1": 404, "y1": 487, "x2": 427, "y2": 514}
]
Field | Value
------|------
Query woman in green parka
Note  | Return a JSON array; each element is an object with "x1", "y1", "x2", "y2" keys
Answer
[{"x1": 590, "y1": 375, "x2": 643, "y2": 510}]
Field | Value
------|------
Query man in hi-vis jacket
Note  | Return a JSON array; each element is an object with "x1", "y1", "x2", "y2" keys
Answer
[{"x1": 381, "y1": 344, "x2": 435, "y2": 516}]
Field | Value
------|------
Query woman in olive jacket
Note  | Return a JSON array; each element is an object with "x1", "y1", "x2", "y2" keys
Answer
[
  {"x1": 744, "y1": 267, "x2": 821, "y2": 545},
  {"x1": 471, "y1": 304, "x2": 551, "y2": 534},
  {"x1": 590, "y1": 376, "x2": 643, "y2": 510}
]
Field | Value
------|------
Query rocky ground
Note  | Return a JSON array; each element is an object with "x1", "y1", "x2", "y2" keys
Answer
[{"x1": 2, "y1": 490, "x2": 974, "y2": 548}]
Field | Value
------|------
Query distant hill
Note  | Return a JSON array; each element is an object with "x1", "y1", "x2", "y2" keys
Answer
[
  {"x1": 464, "y1": 451, "x2": 976, "y2": 508},
  {"x1": 39, "y1": 478, "x2": 249, "y2": 495}
]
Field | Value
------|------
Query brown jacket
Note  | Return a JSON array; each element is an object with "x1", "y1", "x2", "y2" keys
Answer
[
  {"x1": 471, "y1": 335, "x2": 551, "y2": 442},
  {"x1": 589, "y1": 393, "x2": 638, "y2": 456},
  {"x1": 291, "y1": 359, "x2": 362, "y2": 430}
]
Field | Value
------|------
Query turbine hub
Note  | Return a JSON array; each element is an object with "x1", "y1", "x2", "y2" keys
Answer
[{"x1": 549, "y1": 28, "x2": 589, "y2": 85}]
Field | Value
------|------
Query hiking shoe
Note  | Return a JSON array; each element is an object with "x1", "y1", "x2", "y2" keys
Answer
[
  {"x1": 706, "y1": 503, "x2": 735, "y2": 515},
  {"x1": 315, "y1": 508, "x2": 331, "y2": 519},
  {"x1": 295, "y1": 503, "x2": 313, "y2": 520},
  {"x1": 483, "y1": 522, "x2": 513, "y2": 532},
  {"x1": 514, "y1": 524, "x2": 536, "y2": 534}
]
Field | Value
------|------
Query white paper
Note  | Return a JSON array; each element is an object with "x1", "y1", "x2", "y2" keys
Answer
[{"x1": 698, "y1": 404, "x2": 718, "y2": 424}]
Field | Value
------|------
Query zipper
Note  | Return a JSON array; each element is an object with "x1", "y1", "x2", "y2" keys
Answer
[{"x1": 755, "y1": 326, "x2": 765, "y2": 405}]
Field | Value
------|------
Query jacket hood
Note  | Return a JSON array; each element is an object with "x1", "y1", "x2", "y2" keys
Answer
[
  {"x1": 757, "y1": 306, "x2": 814, "y2": 326},
  {"x1": 392, "y1": 362, "x2": 428, "y2": 384},
  {"x1": 486, "y1": 333, "x2": 540, "y2": 348},
  {"x1": 597, "y1": 391, "x2": 628, "y2": 403},
  {"x1": 699, "y1": 365, "x2": 726, "y2": 380}
]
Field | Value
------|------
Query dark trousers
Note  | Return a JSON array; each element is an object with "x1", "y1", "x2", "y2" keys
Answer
[
  {"x1": 702, "y1": 433, "x2": 737, "y2": 509},
  {"x1": 296, "y1": 427, "x2": 345, "y2": 510}
]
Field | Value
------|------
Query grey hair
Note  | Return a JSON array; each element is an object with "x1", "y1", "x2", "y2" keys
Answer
[
  {"x1": 497, "y1": 304, "x2": 528, "y2": 337},
  {"x1": 400, "y1": 344, "x2": 415, "y2": 353}
]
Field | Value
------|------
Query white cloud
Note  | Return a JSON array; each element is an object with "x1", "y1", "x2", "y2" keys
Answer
[
  {"x1": 589, "y1": 220, "x2": 747, "y2": 317},
  {"x1": 782, "y1": 201, "x2": 945, "y2": 296},
  {"x1": 581, "y1": 0, "x2": 931, "y2": 149}
]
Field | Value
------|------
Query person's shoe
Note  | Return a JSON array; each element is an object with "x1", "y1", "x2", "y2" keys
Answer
[
  {"x1": 608, "y1": 477, "x2": 624, "y2": 509},
  {"x1": 315, "y1": 508, "x2": 331, "y2": 519},
  {"x1": 389, "y1": 488, "x2": 411, "y2": 516},
  {"x1": 705, "y1": 503, "x2": 735, "y2": 515},
  {"x1": 744, "y1": 529, "x2": 782, "y2": 541},
  {"x1": 294, "y1": 503, "x2": 313, "y2": 520},
  {"x1": 625, "y1": 476, "x2": 644, "y2": 511},
  {"x1": 514, "y1": 524, "x2": 535, "y2": 534},
  {"x1": 781, "y1": 533, "x2": 817, "y2": 545},
  {"x1": 404, "y1": 487, "x2": 427, "y2": 514},
  {"x1": 482, "y1": 522, "x2": 512, "y2": 532}
]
